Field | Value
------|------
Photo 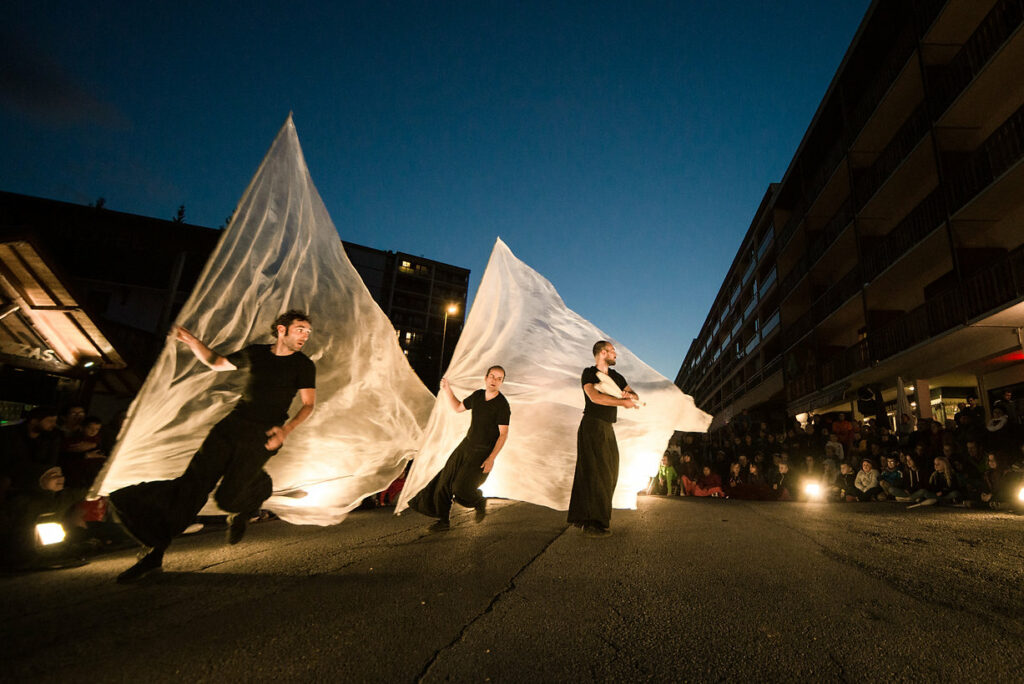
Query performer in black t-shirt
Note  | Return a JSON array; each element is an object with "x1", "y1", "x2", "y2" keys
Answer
[
  {"x1": 567, "y1": 340, "x2": 638, "y2": 537},
  {"x1": 408, "y1": 366, "x2": 510, "y2": 531},
  {"x1": 111, "y1": 310, "x2": 316, "y2": 583}
]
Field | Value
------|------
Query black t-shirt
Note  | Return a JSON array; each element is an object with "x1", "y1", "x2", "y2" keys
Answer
[
  {"x1": 582, "y1": 366, "x2": 628, "y2": 423},
  {"x1": 462, "y1": 389, "x2": 511, "y2": 450},
  {"x1": 226, "y1": 344, "x2": 316, "y2": 426}
]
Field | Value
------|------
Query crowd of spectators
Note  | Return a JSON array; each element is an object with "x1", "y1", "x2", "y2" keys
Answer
[
  {"x1": 650, "y1": 392, "x2": 1024, "y2": 511},
  {"x1": 0, "y1": 405, "x2": 129, "y2": 569}
]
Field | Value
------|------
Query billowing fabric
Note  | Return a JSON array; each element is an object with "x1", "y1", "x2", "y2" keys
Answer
[
  {"x1": 397, "y1": 238, "x2": 712, "y2": 513},
  {"x1": 94, "y1": 116, "x2": 434, "y2": 525}
]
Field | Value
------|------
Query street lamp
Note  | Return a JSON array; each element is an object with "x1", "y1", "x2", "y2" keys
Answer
[{"x1": 440, "y1": 303, "x2": 459, "y2": 379}]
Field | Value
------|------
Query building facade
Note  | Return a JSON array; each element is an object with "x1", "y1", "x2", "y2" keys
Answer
[
  {"x1": 677, "y1": 0, "x2": 1024, "y2": 432},
  {"x1": 0, "y1": 191, "x2": 467, "y2": 419}
]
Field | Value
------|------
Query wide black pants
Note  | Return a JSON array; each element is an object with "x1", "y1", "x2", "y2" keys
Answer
[
  {"x1": 408, "y1": 439, "x2": 490, "y2": 522},
  {"x1": 109, "y1": 415, "x2": 276, "y2": 549},
  {"x1": 567, "y1": 415, "x2": 619, "y2": 530}
]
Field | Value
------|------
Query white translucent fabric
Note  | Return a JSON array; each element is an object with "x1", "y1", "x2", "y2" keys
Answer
[
  {"x1": 397, "y1": 239, "x2": 712, "y2": 514},
  {"x1": 94, "y1": 116, "x2": 434, "y2": 525}
]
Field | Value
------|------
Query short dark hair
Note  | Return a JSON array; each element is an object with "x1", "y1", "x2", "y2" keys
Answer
[
  {"x1": 486, "y1": 365, "x2": 506, "y2": 378},
  {"x1": 84, "y1": 415, "x2": 103, "y2": 427},
  {"x1": 592, "y1": 340, "x2": 611, "y2": 356},
  {"x1": 271, "y1": 310, "x2": 311, "y2": 337}
]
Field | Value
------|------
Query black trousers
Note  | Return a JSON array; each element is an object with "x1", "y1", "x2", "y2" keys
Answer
[
  {"x1": 109, "y1": 415, "x2": 277, "y2": 549},
  {"x1": 409, "y1": 439, "x2": 490, "y2": 522},
  {"x1": 567, "y1": 415, "x2": 619, "y2": 529}
]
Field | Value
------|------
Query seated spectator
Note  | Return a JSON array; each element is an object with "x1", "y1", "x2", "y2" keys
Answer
[
  {"x1": 854, "y1": 458, "x2": 885, "y2": 501},
  {"x1": 737, "y1": 453, "x2": 751, "y2": 479},
  {"x1": 971, "y1": 452, "x2": 1013, "y2": 510},
  {"x1": 821, "y1": 459, "x2": 838, "y2": 491},
  {"x1": 801, "y1": 454, "x2": 820, "y2": 480},
  {"x1": 832, "y1": 462, "x2": 857, "y2": 502},
  {"x1": 745, "y1": 463, "x2": 769, "y2": 499},
  {"x1": 654, "y1": 454, "x2": 678, "y2": 496},
  {"x1": 824, "y1": 433, "x2": 844, "y2": 463},
  {"x1": 878, "y1": 454, "x2": 907, "y2": 499},
  {"x1": 907, "y1": 457, "x2": 961, "y2": 508},
  {"x1": 58, "y1": 405, "x2": 86, "y2": 438},
  {"x1": 986, "y1": 405, "x2": 1018, "y2": 458},
  {"x1": 693, "y1": 466, "x2": 726, "y2": 498},
  {"x1": 768, "y1": 462, "x2": 794, "y2": 501},
  {"x1": 678, "y1": 452, "x2": 698, "y2": 496}
]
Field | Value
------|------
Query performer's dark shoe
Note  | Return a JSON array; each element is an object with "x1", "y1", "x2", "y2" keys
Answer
[
  {"x1": 227, "y1": 513, "x2": 249, "y2": 545},
  {"x1": 117, "y1": 548, "x2": 164, "y2": 583},
  {"x1": 429, "y1": 519, "x2": 451, "y2": 532},
  {"x1": 582, "y1": 525, "x2": 612, "y2": 538},
  {"x1": 474, "y1": 499, "x2": 487, "y2": 523}
]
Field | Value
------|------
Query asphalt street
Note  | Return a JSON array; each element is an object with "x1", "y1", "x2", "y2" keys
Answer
[{"x1": 3, "y1": 496, "x2": 1023, "y2": 682}]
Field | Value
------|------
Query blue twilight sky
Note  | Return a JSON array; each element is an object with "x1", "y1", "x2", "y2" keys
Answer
[{"x1": 1, "y1": 1, "x2": 870, "y2": 379}]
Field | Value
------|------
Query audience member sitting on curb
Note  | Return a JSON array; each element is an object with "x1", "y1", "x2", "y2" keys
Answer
[
  {"x1": 693, "y1": 465, "x2": 727, "y2": 498},
  {"x1": 824, "y1": 433, "x2": 844, "y2": 463},
  {"x1": 678, "y1": 452, "x2": 698, "y2": 496},
  {"x1": 970, "y1": 452, "x2": 1013, "y2": 510},
  {"x1": 653, "y1": 454, "x2": 678, "y2": 495},
  {"x1": 834, "y1": 462, "x2": 857, "y2": 501},
  {"x1": 854, "y1": 458, "x2": 885, "y2": 501},
  {"x1": 768, "y1": 461, "x2": 793, "y2": 501},
  {"x1": 906, "y1": 457, "x2": 961, "y2": 508},
  {"x1": 878, "y1": 454, "x2": 907, "y2": 499}
]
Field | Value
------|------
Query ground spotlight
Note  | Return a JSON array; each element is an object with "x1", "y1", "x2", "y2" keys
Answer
[
  {"x1": 35, "y1": 517, "x2": 66, "y2": 546},
  {"x1": 1018, "y1": 486, "x2": 1024, "y2": 503},
  {"x1": 804, "y1": 482, "x2": 822, "y2": 499}
]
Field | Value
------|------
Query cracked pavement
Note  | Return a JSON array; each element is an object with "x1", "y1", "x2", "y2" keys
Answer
[{"x1": 3, "y1": 497, "x2": 1023, "y2": 681}]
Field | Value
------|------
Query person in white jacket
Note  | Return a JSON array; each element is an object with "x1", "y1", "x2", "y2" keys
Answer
[{"x1": 854, "y1": 457, "x2": 885, "y2": 501}]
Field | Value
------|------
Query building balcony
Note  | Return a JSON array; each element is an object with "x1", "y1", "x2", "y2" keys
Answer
[
  {"x1": 853, "y1": 102, "x2": 932, "y2": 208},
  {"x1": 777, "y1": 198, "x2": 854, "y2": 300},
  {"x1": 783, "y1": 265, "x2": 862, "y2": 351},
  {"x1": 947, "y1": 99, "x2": 1024, "y2": 213},
  {"x1": 860, "y1": 188, "x2": 946, "y2": 282},
  {"x1": 928, "y1": 0, "x2": 1024, "y2": 120}
]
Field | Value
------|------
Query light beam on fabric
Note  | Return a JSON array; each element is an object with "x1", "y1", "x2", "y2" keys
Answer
[
  {"x1": 397, "y1": 238, "x2": 711, "y2": 514},
  {"x1": 92, "y1": 115, "x2": 434, "y2": 525}
]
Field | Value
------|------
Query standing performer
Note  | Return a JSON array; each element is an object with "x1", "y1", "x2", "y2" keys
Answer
[
  {"x1": 110, "y1": 310, "x2": 316, "y2": 583},
  {"x1": 408, "y1": 366, "x2": 510, "y2": 532},
  {"x1": 568, "y1": 341, "x2": 638, "y2": 537}
]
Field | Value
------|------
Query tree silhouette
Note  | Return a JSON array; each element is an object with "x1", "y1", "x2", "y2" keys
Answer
[{"x1": 173, "y1": 205, "x2": 186, "y2": 223}]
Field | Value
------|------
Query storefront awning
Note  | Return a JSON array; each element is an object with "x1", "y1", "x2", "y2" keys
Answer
[{"x1": 0, "y1": 239, "x2": 125, "y2": 373}]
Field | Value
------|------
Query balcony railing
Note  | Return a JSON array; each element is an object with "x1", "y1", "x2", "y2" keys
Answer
[
  {"x1": 778, "y1": 198, "x2": 854, "y2": 299},
  {"x1": 783, "y1": 264, "x2": 862, "y2": 349},
  {"x1": 846, "y1": 24, "x2": 918, "y2": 139},
  {"x1": 914, "y1": 0, "x2": 949, "y2": 37},
  {"x1": 929, "y1": 0, "x2": 1024, "y2": 118},
  {"x1": 860, "y1": 188, "x2": 946, "y2": 282},
  {"x1": 947, "y1": 99, "x2": 1024, "y2": 212},
  {"x1": 853, "y1": 101, "x2": 931, "y2": 208}
]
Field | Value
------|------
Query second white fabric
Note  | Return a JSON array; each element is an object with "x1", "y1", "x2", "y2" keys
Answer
[{"x1": 397, "y1": 238, "x2": 712, "y2": 514}]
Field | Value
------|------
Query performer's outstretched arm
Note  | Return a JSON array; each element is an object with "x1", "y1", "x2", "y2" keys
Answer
[
  {"x1": 481, "y1": 424, "x2": 508, "y2": 474},
  {"x1": 439, "y1": 377, "x2": 466, "y2": 413},
  {"x1": 175, "y1": 326, "x2": 237, "y2": 371},
  {"x1": 265, "y1": 388, "x2": 316, "y2": 450}
]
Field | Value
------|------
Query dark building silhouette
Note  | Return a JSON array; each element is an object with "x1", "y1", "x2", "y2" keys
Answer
[
  {"x1": 677, "y1": 0, "x2": 1024, "y2": 433},
  {"x1": 0, "y1": 191, "x2": 466, "y2": 420}
]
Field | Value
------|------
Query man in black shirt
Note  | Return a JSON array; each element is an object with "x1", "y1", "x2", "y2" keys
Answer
[
  {"x1": 568, "y1": 340, "x2": 638, "y2": 537},
  {"x1": 111, "y1": 310, "x2": 316, "y2": 583},
  {"x1": 409, "y1": 366, "x2": 510, "y2": 531}
]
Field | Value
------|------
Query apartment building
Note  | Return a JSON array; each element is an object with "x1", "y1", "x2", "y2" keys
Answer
[{"x1": 677, "y1": 0, "x2": 1024, "y2": 430}]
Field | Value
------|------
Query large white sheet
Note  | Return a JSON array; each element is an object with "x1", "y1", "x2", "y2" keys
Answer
[
  {"x1": 93, "y1": 115, "x2": 435, "y2": 525},
  {"x1": 397, "y1": 238, "x2": 711, "y2": 514}
]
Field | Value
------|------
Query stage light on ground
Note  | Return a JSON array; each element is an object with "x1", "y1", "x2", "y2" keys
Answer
[
  {"x1": 36, "y1": 521, "x2": 66, "y2": 546},
  {"x1": 804, "y1": 482, "x2": 822, "y2": 499},
  {"x1": 1018, "y1": 486, "x2": 1024, "y2": 502}
]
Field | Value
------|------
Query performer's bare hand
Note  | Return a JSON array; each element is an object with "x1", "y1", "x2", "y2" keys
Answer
[
  {"x1": 175, "y1": 326, "x2": 197, "y2": 345},
  {"x1": 440, "y1": 377, "x2": 450, "y2": 392},
  {"x1": 39, "y1": 466, "x2": 65, "y2": 492},
  {"x1": 265, "y1": 426, "x2": 286, "y2": 451},
  {"x1": 621, "y1": 397, "x2": 636, "y2": 409},
  {"x1": 481, "y1": 456, "x2": 496, "y2": 474}
]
